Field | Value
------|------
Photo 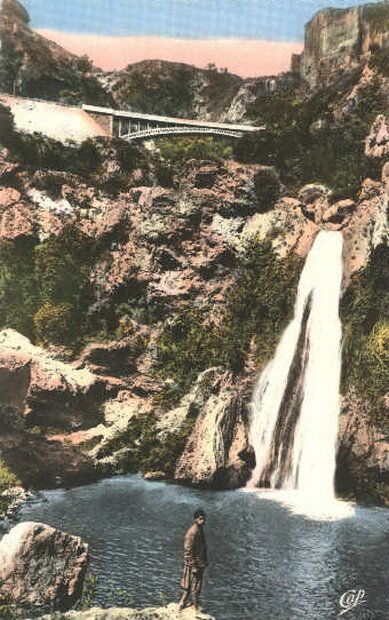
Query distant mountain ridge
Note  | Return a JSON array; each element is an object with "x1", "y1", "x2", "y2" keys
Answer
[
  {"x1": 0, "y1": 0, "x2": 297, "y2": 121},
  {"x1": 0, "y1": 0, "x2": 388, "y2": 122}
]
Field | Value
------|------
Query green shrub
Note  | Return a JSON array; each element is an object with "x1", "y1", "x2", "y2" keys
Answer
[
  {"x1": 0, "y1": 227, "x2": 100, "y2": 347},
  {"x1": 158, "y1": 136, "x2": 233, "y2": 165},
  {"x1": 7, "y1": 132, "x2": 102, "y2": 176},
  {"x1": 33, "y1": 302, "x2": 74, "y2": 345},
  {"x1": 0, "y1": 239, "x2": 38, "y2": 339},
  {"x1": 32, "y1": 227, "x2": 97, "y2": 346},
  {"x1": 0, "y1": 458, "x2": 20, "y2": 491}
]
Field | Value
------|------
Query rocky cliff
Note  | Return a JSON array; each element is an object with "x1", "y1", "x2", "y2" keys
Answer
[
  {"x1": 0, "y1": 0, "x2": 388, "y2": 510},
  {"x1": 0, "y1": 108, "x2": 387, "y2": 506},
  {"x1": 300, "y1": 3, "x2": 389, "y2": 89}
]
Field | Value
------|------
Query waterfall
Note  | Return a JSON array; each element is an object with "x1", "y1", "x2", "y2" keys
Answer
[{"x1": 247, "y1": 230, "x2": 343, "y2": 500}]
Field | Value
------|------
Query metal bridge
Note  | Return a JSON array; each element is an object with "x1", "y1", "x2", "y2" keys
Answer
[{"x1": 82, "y1": 104, "x2": 262, "y2": 141}]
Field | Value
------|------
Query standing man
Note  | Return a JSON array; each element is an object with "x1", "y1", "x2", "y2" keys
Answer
[{"x1": 178, "y1": 508, "x2": 208, "y2": 613}]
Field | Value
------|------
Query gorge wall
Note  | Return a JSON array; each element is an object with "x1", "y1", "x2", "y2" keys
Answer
[{"x1": 0, "y1": 0, "x2": 388, "y2": 510}]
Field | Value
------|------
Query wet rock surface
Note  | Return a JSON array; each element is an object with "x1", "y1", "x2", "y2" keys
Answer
[{"x1": 175, "y1": 373, "x2": 253, "y2": 488}]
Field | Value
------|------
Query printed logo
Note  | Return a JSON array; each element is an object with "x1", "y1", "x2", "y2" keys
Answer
[{"x1": 338, "y1": 589, "x2": 367, "y2": 616}]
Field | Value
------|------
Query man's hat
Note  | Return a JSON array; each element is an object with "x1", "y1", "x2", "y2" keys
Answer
[{"x1": 193, "y1": 508, "x2": 206, "y2": 520}]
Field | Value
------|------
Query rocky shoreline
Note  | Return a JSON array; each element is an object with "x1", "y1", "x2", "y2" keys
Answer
[{"x1": 34, "y1": 604, "x2": 214, "y2": 620}]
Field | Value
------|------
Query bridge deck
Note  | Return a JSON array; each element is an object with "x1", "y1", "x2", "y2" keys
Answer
[{"x1": 82, "y1": 104, "x2": 262, "y2": 133}]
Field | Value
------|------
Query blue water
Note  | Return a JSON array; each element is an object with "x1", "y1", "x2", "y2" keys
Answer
[{"x1": 18, "y1": 475, "x2": 389, "y2": 620}]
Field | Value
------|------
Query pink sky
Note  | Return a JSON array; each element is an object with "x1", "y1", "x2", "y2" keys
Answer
[{"x1": 38, "y1": 29, "x2": 302, "y2": 77}]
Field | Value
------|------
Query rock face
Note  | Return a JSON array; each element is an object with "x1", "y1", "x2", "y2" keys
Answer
[
  {"x1": 0, "y1": 521, "x2": 88, "y2": 611},
  {"x1": 220, "y1": 72, "x2": 300, "y2": 123},
  {"x1": 0, "y1": 329, "x2": 101, "y2": 488},
  {"x1": 175, "y1": 373, "x2": 254, "y2": 488},
  {"x1": 36, "y1": 603, "x2": 215, "y2": 619},
  {"x1": 342, "y1": 174, "x2": 388, "y2": 285},
  {"x1": 300, "y1": 4, "x2": 389, "y2": 89}
]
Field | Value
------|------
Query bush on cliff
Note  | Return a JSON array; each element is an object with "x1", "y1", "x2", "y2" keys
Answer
[
  {"x1": 0, "y1": 458, "x2": 21, "y2": 515},
  {"x1": 155, "y1": 238, "x2": 302, "y2": 395},
  {"x1": 0, "y1": 228, "x2": 99, "y2": 346},
  {"x1": 97, "y1": 414, "x2": 195, "y2": 477},
  {"x1": 0, "y1": 458, "x2": 20, "y2": 491},
  {"x1": 0, "y1": 239, "x2": 38, "y2": 339},
  {"x1": 33, "y1": 228, "x2": 97, "y2": 346},
  {"x1": 6, "y1": 132, "x2": 103, "y2": 176},
  {"x1": 158, "y1": 136, "x2": 233, "y2": 165},
  {"x1": 341, "y1": 244, "x2": 389, "y2": 431}
]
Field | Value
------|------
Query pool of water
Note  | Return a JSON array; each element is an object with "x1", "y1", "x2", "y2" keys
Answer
[{"x1": 18, "y1": 475, "x2": 389, "y2": 619}]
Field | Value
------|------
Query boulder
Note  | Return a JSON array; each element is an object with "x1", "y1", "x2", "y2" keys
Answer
[
  {"x1": 298, "y1": 184, "x2": 332, "y2": 224},
  {"x1": 0, "y1": 187, "x2": 36, "y2": 241},
  {"x1": 143, "y1": 471, "x2": 166, "y2": 481},
  {"x1": 0, "y1": 350, "x2": 31, "y2": 412},
  {"x1": 0, "y1": 521, "x2": 88, "y2": 611}
]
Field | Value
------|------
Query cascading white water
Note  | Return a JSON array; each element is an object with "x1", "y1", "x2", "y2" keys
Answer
[{"x1": 247, "y1": 230, "x2": 343, "y2": 501}]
